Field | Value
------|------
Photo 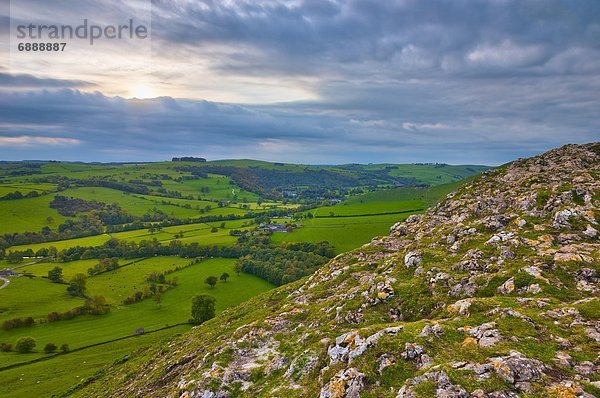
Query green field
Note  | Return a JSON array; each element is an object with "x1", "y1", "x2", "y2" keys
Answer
[
  {"x1": 271, "y1": 213, "x2": 407, "y2": 253},
  {"x1": 270, "y1": 183, "x2": 462, "y2": 253},
  {"x1": 0, "y1": 258, "x2": 273, "y2": 369},
  {"x1": 11, "y1": 219, "x2": 251, "y2": 253},
  {"x1": 1, "y1": 325, "x2": 191, "y2": 398},
  {"x1": 0, "y1": 195, "x2": 68, "y2": 234}
]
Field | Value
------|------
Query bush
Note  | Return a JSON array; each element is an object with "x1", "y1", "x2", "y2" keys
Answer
[
  {"x1": 44, "y1": 343, "x2": 57, "y2": 353},
  {"x1": 190, "y1": 295, "x2": 216, "y2": 324},
  {"x1": 60, "y1": 343, "x2": 69, "y2": 353},
  {"x1": 15, "y1": 336, "x2": 36, "y2": 353},
  {"x1": 0, "y1": 342, "x2": 12, "y2": 352},
  {"x1": 2, "y1": 316, "x2": 35, "y2": 330}
]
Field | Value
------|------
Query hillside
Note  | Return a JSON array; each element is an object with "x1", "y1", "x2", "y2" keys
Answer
[{"x1": 70, "y1": 143, "x2": 599, "y2": 397}]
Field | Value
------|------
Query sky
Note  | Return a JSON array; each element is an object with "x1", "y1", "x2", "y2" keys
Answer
[{"x1": 0, "y1": 0, "x2": 599, "y2": 165}]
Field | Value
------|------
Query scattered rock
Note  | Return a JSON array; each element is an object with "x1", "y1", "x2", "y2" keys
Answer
[
  {"x1": 547, "y1": 381, "x2": 595, "y2": 398},
  {"x1": 573, "y1": 361, "x2": 596, "y2": 377},
  {"x1": 447, "y1": 299, "x2": 474, "y2": 315},
  {"x1": 396, "y1": 370, "x2": 468, "y2": 398},
  {"x1": 328, "y1": 326, "x2": 403, "y2": 364},
  {"x1": 527, "y1": 284, "x2": 542, "y2": 294}
]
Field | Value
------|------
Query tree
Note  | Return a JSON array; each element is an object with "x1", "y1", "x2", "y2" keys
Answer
[
  {"x1": 220, "y1": 272, "x2": 230, "y2": 283},
  {"x1": 6, "y1": 252, "x2": 23, "y2": 264},
  {"x1": 44, "y1": 343, "x2": 57, "y2": 353},
  {"x1": 60, "y1": 343, "x2": 69, "y2": 353},
  {"x1": 15, "y1": 336, "x2": 36, "y2": 353},
  {"x1": 234, "y1": 262, "x2": 242, "y2": 276},
  {"x1": 67, "y1": 273, "x2": 87, "y2": 297},
  {"x1": 47, "y1": 266, "x2": 63, "y2": 283},
  {"x1": 190, "y1": 295, "x2": 216, "y2": 324},
  {"x1": 205, "y1": 276, "x2": 218, "y2": 288}
]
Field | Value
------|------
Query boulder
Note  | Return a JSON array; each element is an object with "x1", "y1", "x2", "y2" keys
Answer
[{"x1": 489, "y1": 351, "x2": 545, "y2": 384}]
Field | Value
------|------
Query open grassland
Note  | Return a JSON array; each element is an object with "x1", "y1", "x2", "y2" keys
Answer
[
  {"x1": 0, "y1": 183, "x2": 56, "y2": 197},
  {"x1": 0, "y1": 258, "x2": 273, "y2": 368},
  {"x1": 363, "y1": 164, "x2": 489, "y2": 185},
  {"x1": 272, "y1": 183, "x2": 463, "y2": 253},
  {"x1": 0, "y1": 195, "x2": 68, "y2": 234},
  {"x1": 271, "y1": 213, "x2": 409, "y2": 254},
  {"x1": 0, "y1": 325, "x2": 191, "y2": 398},
  {"x1": 311, "y1": 182, "x2": 461, "y2": 217},
  {"x1": 0, "y1": 276, "x2": 85, "y2": 321},
  {"x1": 60, "y1": 187, "x2": 208, "y2": 218},
  {"x1": 312, "y1": 198, "x2": 424, "y2": 217},
  {"x1": 10, "y1": 219, "x2": 253, "y2": 253},
  {"x1": 17, "y1": 258, "x2": 111, "y2": 280}
]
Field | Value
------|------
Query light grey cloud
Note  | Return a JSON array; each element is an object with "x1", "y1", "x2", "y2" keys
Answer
[{"x1": 0, "y1": 88, "x2": 596, "y2": 165}]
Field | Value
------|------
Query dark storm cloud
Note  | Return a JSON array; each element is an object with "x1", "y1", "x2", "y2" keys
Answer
[{"x1": 150, "y1": 0, "x2": 600, "y2": 77}]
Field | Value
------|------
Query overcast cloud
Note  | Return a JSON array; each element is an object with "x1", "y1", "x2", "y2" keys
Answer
[{"x1": 0, "y1": 0, "x2": 598, "y2": 164}]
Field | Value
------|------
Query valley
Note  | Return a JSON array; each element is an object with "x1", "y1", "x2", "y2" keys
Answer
[{"x1": 0, "y1": 158, "x2": 487, "y2": 397}]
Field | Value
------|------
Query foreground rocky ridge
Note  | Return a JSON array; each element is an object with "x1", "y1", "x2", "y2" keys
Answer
[{"x1": 73, "y1": 143, "x2": 599, "y2": 398}]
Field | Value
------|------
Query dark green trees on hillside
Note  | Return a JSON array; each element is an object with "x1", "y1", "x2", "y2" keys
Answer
[
  {"x1": 67, "y1": 273, "x2": 87, "y2": 297},
  {"x1": 48, "y1": 266, "x2": 63, "y2": 283},
  {"x1": 190, "y1": 295, "x2": 216, "y2": 324},
  {"x1": 220, "y1": 272, "x2": 230, "y2": 283}
]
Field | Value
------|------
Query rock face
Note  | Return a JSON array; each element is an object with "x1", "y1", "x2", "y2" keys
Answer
[{"x1": 72, "y1": 143, "x2": 600, "y2": 398}]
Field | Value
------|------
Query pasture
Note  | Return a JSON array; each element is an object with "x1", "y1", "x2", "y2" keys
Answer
[{"x1": 0, "y1": 258, "x2": 273, "y2": 369}]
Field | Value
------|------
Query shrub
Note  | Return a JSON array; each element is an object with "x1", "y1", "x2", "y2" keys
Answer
[
  {"x1": 44, "y1": 343, "x2": 58, "y2": 353},
  {"x1": 15, "y1": 336, "x2": 36, "y2": 353},
  {"x1": 2, "y1": 316, "x2": 35, "y2": 330},
  {"x1": 536, "y1": 190, "x2": 550, "y2": 208},
  {"x1": 0, "y1": 342, "x2": 12, "y2": 352},
  {"x1": 60, "y1": 343, "x2": 69, "y2": 353}
]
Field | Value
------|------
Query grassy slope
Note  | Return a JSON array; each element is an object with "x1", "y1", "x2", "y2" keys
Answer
[
  {"x1": 271, "y1": 213, "x2": 408, "y2": 254},
  {"x1": 0, "y1": 195, "x2": 68, "y2": 234},
  {"x1": 273, "y1": 183, "x2": 461, "y2": 254}
]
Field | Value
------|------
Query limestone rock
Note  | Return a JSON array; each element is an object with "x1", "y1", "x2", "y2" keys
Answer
[
  {"x1": 404, "y1": 251, "x2": 422, "y2": 268},
  {"x1": 319, "y1": 368, "x2": 364, "y2": 398},
  {"x1": 497, "y1": 277, "x2": 515, "y2": 295}
]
